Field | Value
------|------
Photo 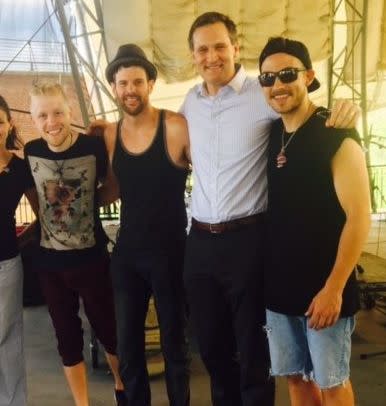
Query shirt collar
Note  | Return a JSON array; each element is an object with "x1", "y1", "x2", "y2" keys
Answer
[{"x1": 196, "y1": 64, "x2": 247, "y2": 97}]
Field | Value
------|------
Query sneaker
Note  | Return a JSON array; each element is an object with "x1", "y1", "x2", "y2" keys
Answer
[{"x1": 114, "y1": 389, "x2": 128, "y2": 406}]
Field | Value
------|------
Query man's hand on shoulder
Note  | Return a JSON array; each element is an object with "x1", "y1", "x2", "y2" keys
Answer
[
  {"x1": 87, "y1": 119, "x2": 110, "y2": 137},
  {"x1": 326, "y1": 99, "x2": 361, "y2": 129}
]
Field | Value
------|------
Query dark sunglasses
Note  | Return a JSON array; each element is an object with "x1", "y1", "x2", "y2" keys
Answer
[{"x1": 258, "y1": 67, "x2": 307, "y2": 87}]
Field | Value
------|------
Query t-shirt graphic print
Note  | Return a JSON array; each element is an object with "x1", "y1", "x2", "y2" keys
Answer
[{"x1": 29, "y1": 154, "x2": 96, "y2": 250}]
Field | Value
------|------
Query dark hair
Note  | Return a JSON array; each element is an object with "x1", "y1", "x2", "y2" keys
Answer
[
  {"x1": 112, "y1": 62, "x2": 151, "y2": 82},
  {"x1": 0, "y1": 94, "x2": 23, "y2": 150},
  {"x1": 188, "y1": 11, "x2": 238, "y2": 50},
  {"x1": 258, "y1": 36, "x2": 321, "y2": 92}
]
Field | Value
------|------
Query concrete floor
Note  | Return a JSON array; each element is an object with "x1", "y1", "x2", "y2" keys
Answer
[
  {"x1": 24, "y1": 264, "x2": 385, "y2": 406},
  {"x1": 24, "y1": 218, "x2": 386, "y2": 405}
]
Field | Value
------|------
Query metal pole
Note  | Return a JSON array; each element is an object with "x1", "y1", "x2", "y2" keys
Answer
[
  {"x1": 327, "y1": 0, "x2": 336, "y2": 108},
  {"x1": 74, "y1": 0, "x2": 105, "y2": 119},
  {"x1": 360, "y1": 0, "x2": 376, "y2": 211},
  {"x1": 93, "y1": 0, "x2": 109, "y2": 59},
  {"x1": 361, "y1": 0, "x2": 368, "y2": 138},
  {"x1": 55, "y1": 0, "x2": 90, "y2": 127}
]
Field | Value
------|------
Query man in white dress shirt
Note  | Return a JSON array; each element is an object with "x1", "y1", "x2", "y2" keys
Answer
[{"x1": 181, "y1": 11, "x2": 359, "y2": 406}]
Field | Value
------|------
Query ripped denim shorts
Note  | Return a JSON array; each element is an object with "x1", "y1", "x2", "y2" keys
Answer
[{"x1": 265, "y1": 309, "x2": 355, "y2": 389}]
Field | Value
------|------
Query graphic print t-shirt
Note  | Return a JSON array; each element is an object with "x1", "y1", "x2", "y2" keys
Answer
[{"x1": 24, "y1": 134, "x2": 108, "y2": 270}]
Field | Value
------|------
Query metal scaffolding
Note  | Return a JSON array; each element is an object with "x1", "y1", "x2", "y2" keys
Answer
[
  {"x1": 329, "y1": 0, "x2": 368, "y2": 137},
  {"x1": 54, "y1": 0, "x2": 119, "y2": 126}
]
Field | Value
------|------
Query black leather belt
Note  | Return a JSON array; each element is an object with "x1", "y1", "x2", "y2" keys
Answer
[{"x1": 191, "y1": 213, "x2": 265, "y2": 234}]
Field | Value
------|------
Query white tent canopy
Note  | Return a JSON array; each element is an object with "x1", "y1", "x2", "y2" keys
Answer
[
  {"x1": 1, "y1": 0, "x2": 385, "y2": 111},
  {"x1": 102, "y1": 1, "x2": 386, "y2": 78},
  {"x1": 101, "y1": 0, "x2": 386, "y2": 111}
]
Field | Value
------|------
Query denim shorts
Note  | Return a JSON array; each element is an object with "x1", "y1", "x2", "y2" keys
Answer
[{"x1": 265, "y1": 309, "x2": 355, "y2": 389}]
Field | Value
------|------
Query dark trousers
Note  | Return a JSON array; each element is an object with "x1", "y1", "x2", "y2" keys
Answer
[
  {"x1": 38, "y1": 258, "x2": 117, "y2": 366},
  {"x1": 110, "y1": 241, "x2": 190, "y2": 406},
  {"x1": 184, "y1": 219, "x2": 275, "y2": 406}
]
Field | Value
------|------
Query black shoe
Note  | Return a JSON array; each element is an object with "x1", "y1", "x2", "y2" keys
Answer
[{"x1": 114, "y1": 389, "x2": 128, "y2": 406}]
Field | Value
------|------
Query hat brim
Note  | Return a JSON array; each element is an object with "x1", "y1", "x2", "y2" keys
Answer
[
  {"x1": 105, "y1": 57, "x2": 157, "y2": 83},
  {"x1": 308, "y1": 77, "x2": 320, "y2": 93}
]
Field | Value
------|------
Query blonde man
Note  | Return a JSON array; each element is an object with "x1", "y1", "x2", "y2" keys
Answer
[{"x1": 24, "y1": 83, "x2": 127, "y2": 406}]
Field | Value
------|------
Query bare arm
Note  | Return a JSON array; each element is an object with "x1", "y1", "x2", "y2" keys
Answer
[
  {"x1": 306, "y1": 138, "x2": 371, "y2": 329},
  {"x1": 164, "y1": 111, "x2": 191, "y2": 167},
  {"x1": 18, "y1": 187, "x2": 39, "y2": 249},
  {"x1": 326, "y1": 99, "x2": 361, "y2": 128},
  {"x1": 97, "y1": 123, "x2": 120, "y2": 206}
]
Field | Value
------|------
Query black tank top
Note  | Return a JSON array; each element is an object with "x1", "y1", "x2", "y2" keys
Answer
[
  {"x1": 112, "y1": 110, "x2": 188, "y2": 252},
  {"x1": 266, "y1": 109, "x2": 360, "y2": 317}
]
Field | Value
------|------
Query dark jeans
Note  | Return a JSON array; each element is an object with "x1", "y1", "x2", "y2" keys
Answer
[
  {"x1": 38, "y1": 258, "x2": 117, "y2": 366},
  {"x1": 110, "y1": 241, "x2": 190, "y2": 406},
  {"x1": 184, "y1": 218, "x2": 275, "y2": 406}
]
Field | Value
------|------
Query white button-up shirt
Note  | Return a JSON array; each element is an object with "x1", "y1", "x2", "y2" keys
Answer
[{"x1": 181, "y1": 66, "x2": 278, "y2": 223}]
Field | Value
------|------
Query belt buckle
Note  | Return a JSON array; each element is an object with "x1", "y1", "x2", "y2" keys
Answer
[{"x1": 209, "y1": 223, "x2": 221, "y2": 234}]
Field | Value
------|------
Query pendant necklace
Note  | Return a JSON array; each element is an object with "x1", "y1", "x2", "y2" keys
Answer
[
  {"x1": 276, "y1": 103, "x2": 314, "y2": 169},
  {"x1": 43, "y1": 131, "x2": 73, "y2": 186},
  {"x1": 54, "y1": 132, "x2": 72, "y2": 186},
  {"x1": 55, "y1": 160, "x2": 66, "y2": 187}
]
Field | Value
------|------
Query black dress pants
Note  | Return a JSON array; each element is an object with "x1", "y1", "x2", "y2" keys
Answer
[
  {"x1": 110, "y1": 240, "x2": 190, "y2": 406},
  {"x1": 184, "y1": 219, "x2": 275, "y2": 406}
]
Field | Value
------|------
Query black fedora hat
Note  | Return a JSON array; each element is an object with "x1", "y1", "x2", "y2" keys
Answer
[
  {"x1": 105, "y1": 44, "x2": 157, "y2": 83},
  {"x1": 258, "y1": 37, "x2": 320, "y2": 93}
]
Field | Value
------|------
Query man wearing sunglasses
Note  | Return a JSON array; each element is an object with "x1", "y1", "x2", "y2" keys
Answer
[
  {"x1": 181, "y1": 11, "x2": 361, "y2": 406},
  {"x1": 259, "y1": 37, "x2": 370, "y2": 406}
]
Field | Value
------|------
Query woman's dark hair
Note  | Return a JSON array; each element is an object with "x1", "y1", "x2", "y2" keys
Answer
[{"x1": 0, "y1": 94, "x2": 23, "y2": 150}]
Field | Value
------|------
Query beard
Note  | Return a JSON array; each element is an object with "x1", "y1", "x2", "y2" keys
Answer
[
  {"x1": 269, "y1": 88, "x2": 307, "y2": 115},
  {"x1": 118, "y1": 94, "x2": 147, "y2": 116}
]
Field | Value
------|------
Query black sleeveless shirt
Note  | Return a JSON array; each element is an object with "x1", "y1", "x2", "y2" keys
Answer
[
  {"x1": 265, "y1": 108, "x2": 360, "y2": 317},
  {"x1": 112, "y1": 110, "x2": 188, "y2": 253}
]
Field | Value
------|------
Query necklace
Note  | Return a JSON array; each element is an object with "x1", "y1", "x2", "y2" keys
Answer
[
  {"x1": 39, "y1": 132, "x2": 74, "y2": 186},
  {"x1": 54, "y1": 160, "x2": 66, "y2": 187},
  {"x1": 38, "y1": 159, "x2": 67, "y2": 187},
  {"x1": 276, "y1": 103, "x2": 315, "y2": 168},
  {"x1": 53, "y1": 132, "x2": 73, "y2": 186}
]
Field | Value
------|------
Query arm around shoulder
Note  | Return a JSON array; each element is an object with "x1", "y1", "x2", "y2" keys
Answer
[{"x1": 327, "y1": 99, "x2": 361, "y2": 128}]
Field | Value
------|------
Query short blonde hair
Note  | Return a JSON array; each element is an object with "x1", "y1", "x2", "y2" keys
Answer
[
  {"x1": 31, "y1": 81, "x2": 70, "y2": 99},
  {"x1": 30, "y1": 82, "x2": 70, "y2": 113}
]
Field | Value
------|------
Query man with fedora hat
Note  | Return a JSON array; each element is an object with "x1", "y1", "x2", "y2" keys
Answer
[
  {"x1": 259, "y1": 36, "x2": 370, "y2": 406},
  {"x1": 100, "y1": 43, "x2": 191, "y2": 406}
]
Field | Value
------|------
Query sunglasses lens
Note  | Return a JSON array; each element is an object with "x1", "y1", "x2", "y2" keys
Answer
[
  {"x1": 259, "y1": 68, "x2": 301, "y2": 87},
  {"x1": 259, "y1": 73, "x2": 275, "y2": 87},
  {"x1": 278, "y1": 69, "x2": 298, "y2": 84}
]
